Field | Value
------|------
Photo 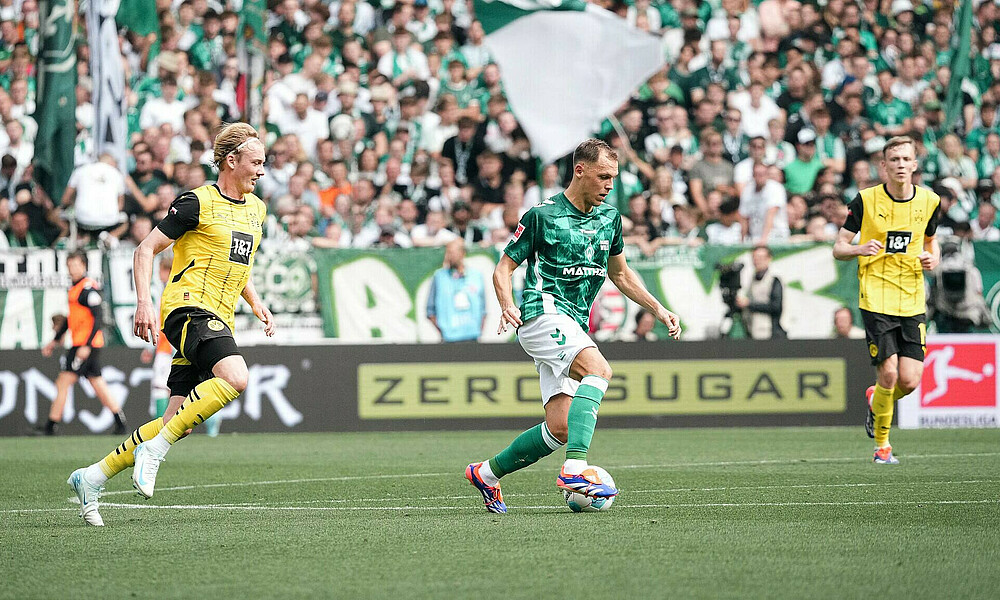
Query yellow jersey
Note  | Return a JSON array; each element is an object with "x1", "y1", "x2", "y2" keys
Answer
[
  {"x1": 844, "y1": 184, "x2": 940, "y2": 317},
  {"x1": 156, "y1": 184, "x2": 266, "y2": 330}
]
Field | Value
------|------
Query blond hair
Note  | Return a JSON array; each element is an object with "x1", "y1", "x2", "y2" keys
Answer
[
  {"x1": 213, "y1": 122, "x2": 260, "y2": 169},
  {"x1": 883, "y1": 135, "x2": 915, "y2": 158}
]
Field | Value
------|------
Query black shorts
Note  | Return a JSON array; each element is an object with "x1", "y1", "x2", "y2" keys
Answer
[
  {"x1": 61, "y1": 347, "x2": 102, "y2": 378},
  {"x1": 860, "y1": 309, "x2": 927, "y2": 366},
  {"x1": 162, "y1": 307, "x2": 241, "y2": 397}
]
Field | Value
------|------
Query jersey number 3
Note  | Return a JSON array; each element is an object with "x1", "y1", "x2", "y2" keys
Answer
[
  {"x1": 885, "y1": 230, "x2": 912, "y2": 254},
  {"x1": 230, "y1": 231, "x2": 253, "y2": 265}
]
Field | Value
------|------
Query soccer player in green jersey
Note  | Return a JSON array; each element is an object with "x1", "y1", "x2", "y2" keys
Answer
[{"x1": 466, "y1": 138, "x2": 682, "y2": 513}]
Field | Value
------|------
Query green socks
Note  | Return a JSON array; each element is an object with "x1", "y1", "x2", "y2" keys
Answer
[
  {"x1": 488, "y1": 422, "x2": 565, "y2": 478},
  {"x1": 566, "y1": 375, "x2": 609, "y2": 460}
]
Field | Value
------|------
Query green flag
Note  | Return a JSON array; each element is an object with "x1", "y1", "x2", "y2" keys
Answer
[
  {"x1": 240, "y1": 0, "x2": 268, "y2": 46},
  {"x1": 945, "y1": 0, "x2": 973, "y2": 131},
  {"x1": 33, "y1": 0, "x2": 77, "y2": 205},
  {"x1": 116, "y1": 0, "x2": 158, "y2": 37}
]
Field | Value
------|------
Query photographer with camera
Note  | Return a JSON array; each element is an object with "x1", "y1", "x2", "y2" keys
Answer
[{"x1": 735, "y1": 245, "x2": 787, "y2": 339}]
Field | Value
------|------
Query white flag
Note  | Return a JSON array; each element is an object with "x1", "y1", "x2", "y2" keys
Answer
[
  {"x1": 474, "y1": 0, "x2": 664, "y2": 163},
  {"x1": 86, "y1": 0, "x2": 128, "y2": 171}
]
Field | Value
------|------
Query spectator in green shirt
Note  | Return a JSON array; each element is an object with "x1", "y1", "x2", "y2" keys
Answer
[
  {"x1": 966, "y1": 102, "x2": 999, "y2": 162},
  {"x1": 869, "y1": 69, "x2": 912, "y2": 137},
  {"x1": 784, "y1": 129, "x2": 825, "y2": 195},
  {"x1": 978, "y1": 132, "x2": 1000, "y2": 180}
]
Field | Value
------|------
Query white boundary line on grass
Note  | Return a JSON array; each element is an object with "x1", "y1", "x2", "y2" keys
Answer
[
  {"x1": 90, "y1": 450, "x2": 1000, "y2": 498},
  {"x1": 89, "y1": 498, "x2": 1000, "y2": 512},
  {"x1": 279, "y1": 478, "x2": 1000, "y2": 505}
]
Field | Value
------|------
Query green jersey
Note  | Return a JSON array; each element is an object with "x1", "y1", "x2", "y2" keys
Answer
[{"x1": 504, "y1": 192, "x2": 624, "y2": 330}]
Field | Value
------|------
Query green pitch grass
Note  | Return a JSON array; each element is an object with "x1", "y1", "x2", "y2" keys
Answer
[{"x1": 2, "y1": 427, "x2": 999, "y2": 599}]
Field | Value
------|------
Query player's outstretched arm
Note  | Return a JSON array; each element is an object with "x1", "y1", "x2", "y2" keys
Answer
[
  {"x1": 608, "y1": 253, "x2": 681, "y2": 339},
  {"x1": 833, "y1": 227, "x2": 881, "y2": 261},
  {"x1": 493, "y1": 254, "x2": 522, "y2": 334},
  {"x1": 133, "y1": 228, "x2": 174, "y2": 344},
  {"x1": 242, "y1": 278, "x2": 276, "y2": 337}
]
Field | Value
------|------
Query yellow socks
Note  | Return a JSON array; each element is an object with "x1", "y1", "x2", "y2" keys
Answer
[
  {"x1": 892, "y1": 385, "x2": 907, "y2": 401},
  {"x1": 162, "y1": 378, "x2": 239, "y2": 443},
  {"x1": 98, "y1": 418, "x2": 164, "y2": 478},
  {"x1": 871, "y1": 383, "x2": 894, "y2": 448}
]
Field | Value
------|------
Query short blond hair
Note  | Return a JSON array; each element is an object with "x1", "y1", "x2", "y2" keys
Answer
[
  {"x1": 213, "y1": 122, "x2": 260, "y2": 169},
  {"x1": 883, "y1": 135, "x2": 915, "y2": 158}
]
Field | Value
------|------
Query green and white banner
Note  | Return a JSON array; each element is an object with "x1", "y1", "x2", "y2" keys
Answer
[
  {"x1": 473, "y1": 0, "x2": 664, "y2": 162},
  {"x1": 4, "y1": 244, "x2": 1000, "y2": 348}
]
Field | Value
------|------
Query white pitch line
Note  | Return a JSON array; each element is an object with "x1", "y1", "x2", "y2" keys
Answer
[
  {"x1": 609, "y1": 451, "x2": 1000, "y2": 470},
  {"x1": 99, "y1": 470, "x2": 450, "y2": 497},
  {"x1": 92, "y1": 451, "x2": 1000, "y2": 498},
  {"x1": 277, "y1": 478, "x2": 1000, "y2": 506},
  {"x1": 94, "y1": 498, "x2": 1000, "y2": 512}
]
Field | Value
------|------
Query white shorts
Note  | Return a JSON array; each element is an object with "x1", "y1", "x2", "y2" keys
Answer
[{"x1": 517, "y1": 313, "x2": 597, "y2": 405}]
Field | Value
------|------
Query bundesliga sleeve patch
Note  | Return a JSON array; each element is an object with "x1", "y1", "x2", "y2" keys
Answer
[{"x1": 512, "y1": 223, "x2": 525, "y2": 241}]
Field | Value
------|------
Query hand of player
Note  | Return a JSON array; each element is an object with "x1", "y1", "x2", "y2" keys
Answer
[
  {"x1": 254, "y1": 302, "x2": 276, "y2": 337},
  {"x1": 857, "y1": 239, "x2": 883, "y2": 256},
  {"x1": 498, "y1": 303, "x2": 522, "y2": 334},
  {"x1": 656, "y1": 307, "x2": 682, "y2": 340},
  {"x1": 919, "y1": 251, "x2": 939, "y2": 270},
  {"x1": 75, "y1": 345, "x2": 91, "y2": 362},
  {"x1": 140, "y1": 348, "x2": 154, "y2": 364},
  {"x1": 134, "y1": 300, "x2": 159, "y2": 345},
  {"x1": 41, "y1": 341, "x2": 56, "y2": 357}
]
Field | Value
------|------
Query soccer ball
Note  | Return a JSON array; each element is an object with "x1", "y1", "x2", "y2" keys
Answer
[{"x1": 563, "y1": 466, "x2": 616, "y2": 512}]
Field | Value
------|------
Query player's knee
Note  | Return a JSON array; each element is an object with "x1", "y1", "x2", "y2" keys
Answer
[
  {"x1": 548, "y1": 421, "x2": 568, "y2": 443},
  {"x1": 876, "y1": 366, "x2": 898, "y2": 388},
  {"x1": 898, "y1": 373, "x2": 920, "y2": 393},
  {"x1": 229, "y1": 374, "x2": 248, "y2": 394},
  {"x1": 590, "y1": 362, "x2": 612, "y2": 382},
  {"x1": 222, "y1": 370, "x2": 248, "y2": 394}
]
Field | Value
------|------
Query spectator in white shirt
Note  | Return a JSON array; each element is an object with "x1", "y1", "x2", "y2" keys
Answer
[
  {"x1": 460, "y1": 21, "x2": 490, "y2": 78},
  {"x1": 705, "y1": 196, "x2": 745, "y2": 245},
  {"x1": 971, "y1": 201, "x2": 1000, "y2": 241},
  {"x1": 1, "y1": 119, "x2": 32, "y2": 177},
  {"x1": 734, "y1": 136, "x2": 768, "y2": 196},
  {"x1": 277, "y1": 93, "x2": 331, "y2": 161},
  {"x1": 729, "y1": 80, "x2": 782, "y2": 139},
  {"x1": 378, "y1": 28, "x2": 431, "y2": 86},
  {"x1": 411, "y1": 209, "x2": 459, "y2": 246},
  {"x1": 61, "y1": 153, "x2": 127, "y2": 242},
  {"x1": 740, "y1": 161, "x2": 790, "y2": 244},
  {"x1": 522, "y1": 163, "x2": 564, "y2": 208},
  {"x1": 139, "y1": 77, "x2": 186, "y2": 133}
]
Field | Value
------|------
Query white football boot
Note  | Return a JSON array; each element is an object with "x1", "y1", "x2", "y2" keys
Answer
[
  {"x1": 67, "y1": 468, "x2": 105, "y2": 527},
  {"x1": 132, "y1": 442, "x2": 165, "y2": 499}
]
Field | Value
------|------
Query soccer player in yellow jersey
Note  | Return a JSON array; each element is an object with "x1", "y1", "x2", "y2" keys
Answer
[
  {"x1": 66, "y1": 123, "x2": 275, "y2": 525},
  {"x1": 834, "y1": 136, "x2": 940, "y2": 464}
]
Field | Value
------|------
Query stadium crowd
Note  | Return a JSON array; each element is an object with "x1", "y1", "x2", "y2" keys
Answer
[{"x1": 1, "y1": 0, "x2": 1000, "y2": 253}]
